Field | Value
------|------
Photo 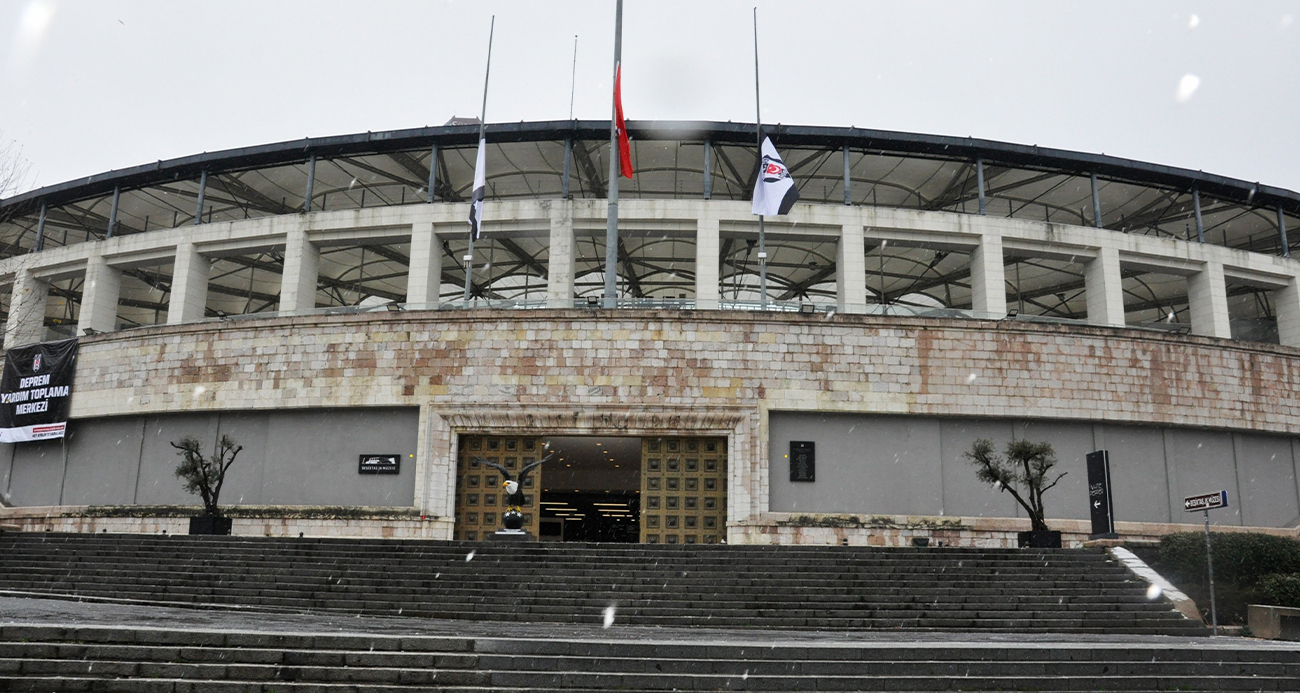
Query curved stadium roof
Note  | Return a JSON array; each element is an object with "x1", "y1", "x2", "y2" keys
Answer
[{"x1": 0, "y1": 120, "x2": 1296, "y2": 340}]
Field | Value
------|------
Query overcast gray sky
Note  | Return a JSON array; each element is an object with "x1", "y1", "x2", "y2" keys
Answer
[{"x1": 3, "y1": 0, "x2": 1299, "y2": 194}]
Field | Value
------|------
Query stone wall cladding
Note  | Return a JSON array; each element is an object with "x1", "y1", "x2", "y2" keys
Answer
[{"x1": 72, "y1": 309, "x2": 1300, "y2": 434}]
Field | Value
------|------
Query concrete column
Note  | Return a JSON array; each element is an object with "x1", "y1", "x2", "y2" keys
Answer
[
  {"x1": 279, "y1": 227, "x2": 319, "y2": 314},
  {"x1": 547, "y1": 201, "x2": 575, "y2": 308},
  {"x1": 1188, "y1": 261, "x2": 1232, "y2": 338},
  {"x1": 836, "y1": 223, "x2": 867, "y2": 313},
  {"x1": 168, "y1": 242, "x2": 210, "y2": 324},
  {"x1": 1275, "y1": 275, "x2": 1300, "y2": 348},
  {"x1": 77, "y1": 254, "x2": 122, "y2": 335},
  {"x1": 969, "y1": 234, "x2": 1007, "y2": 315},
  {"x1": 406, "y1": 222, "x2": 442, "y2": 309},
  {"x1": 1084, "y1": 246, "x2": 1125, "y2": 326},
  {"x1": 695, "y1": 216, "x2": 720, "y2": 310},
  {"x1": 5, "y1": 269, "x2": 49, "y2": 347}
]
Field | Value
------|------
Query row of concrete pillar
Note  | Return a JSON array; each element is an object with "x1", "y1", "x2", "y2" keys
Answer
[{"x1": 6, "y1": 210, "x2": 1299, "y2": 348}]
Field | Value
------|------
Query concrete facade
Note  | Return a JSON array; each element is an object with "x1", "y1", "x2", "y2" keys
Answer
[{"x1": 1, "y1": 199, "x2": 1299, "y2": 543}]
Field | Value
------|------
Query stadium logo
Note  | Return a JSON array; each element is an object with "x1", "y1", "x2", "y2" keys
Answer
[{"x1": 32, "y1": 353, "x2": 41, "y2": 372}]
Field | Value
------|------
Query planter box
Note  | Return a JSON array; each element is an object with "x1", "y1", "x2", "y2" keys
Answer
[
  {"x1": 1017, "y1": 530, "x2": 1062, "y2": 548},
  {"x1": 189, "y1": 516, "x2": 233, "y2": 536},
  {"x1": 1248, "y1": 604, "x2": 1300, "y2": 640}
]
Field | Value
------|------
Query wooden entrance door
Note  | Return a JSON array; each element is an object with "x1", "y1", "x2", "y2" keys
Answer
[{"x1": 640, "y1": 437, "x2": 726, "y2": 544}]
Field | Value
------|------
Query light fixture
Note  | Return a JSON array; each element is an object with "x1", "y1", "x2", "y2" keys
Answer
[
  {"x1": 82, "y1": 327, "x2": 99, "y2": 336},
  {"x1": 586, "y1": 296, "x2": 600, "y2": 306},
  {"x1": 384, "y1": 303, "x2": 402, "y2": 312},
  {"x1": 1004, "y1": 307, "x2": 1019, "y2": 319},
  {"x1": 799, "y1": 304, "x2": 816, "y2": 315},
  {"x1": 215, "y1": 310, "x2": 229, "y2": 320}
]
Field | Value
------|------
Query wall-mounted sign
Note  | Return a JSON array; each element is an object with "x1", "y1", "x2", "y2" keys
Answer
[
  {"x1": 0, "y1": 338, "x2": 78, "y2": 443},
  {"x1": 359, "y1": 454, "x2": 400, "y2": 474},
  {"x1": 1085, "y1": 450, "x2": 1116, "y2": 538},
  {"x1": 789, "y1": 441, "x2": 815, "y2": 482}
]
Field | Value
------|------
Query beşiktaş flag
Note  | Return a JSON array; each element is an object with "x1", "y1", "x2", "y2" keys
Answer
[
  {"x1": 468, "y1": 137, "x2": 487, "y2": 240},
  {"x1": 0, "y1": 337, "x2": 78, "y2": 443},
  {"x1": 751, "y1": 136, "x2": 799, "y2": 216}
]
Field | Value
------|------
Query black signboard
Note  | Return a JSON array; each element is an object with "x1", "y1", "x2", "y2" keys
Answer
[
  {"x1": 0, "y1": 338, "x2": 78, "y2": 443},
  {"x1": 359, "y1": 454, "x2": 401, "y2": 474},
  {"x1": 1086, "y1": 450, "x2": 1117, "y2": 538},
  {"x1": 789, "y1": 441, "x2": 815, "y2": 482}
]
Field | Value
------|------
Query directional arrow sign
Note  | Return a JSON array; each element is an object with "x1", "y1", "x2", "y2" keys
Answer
[
  {"x1": 1086, "y1": 451, "x2": 1115, "y2": 537},
  {"x1": 1184, "y1": 490, "x2": 1229, "y2": 512}
]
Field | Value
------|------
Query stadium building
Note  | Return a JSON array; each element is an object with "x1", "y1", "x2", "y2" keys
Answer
[{"x1": 0, "y1": 120, "x2": 1297, "y2": 546}]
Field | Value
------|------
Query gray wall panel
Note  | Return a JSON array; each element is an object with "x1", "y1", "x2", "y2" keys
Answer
[
  {"x1": 1095, "y1": 424, "x2": 1173, "y2": 523},
  {"x1": 0, "y1": 444, "x2": 14, "y2": 501},
  {"x1": 136, "y1": 414, "x2": 219, "y2": 505},
  {"x1": 1234, "y1": 433, "x2": 1300, "y2": 527},
  {"x1": 61, "y1": 418, "x2": 144, "y2": 505},
  {"x1": 768, "y1": 412, "x2": 942, "y2": 515},
  {"x1": 211, "y1": 412, "x2": 268, "y2": 507},
  {"x1": 938, "y1": 418, "x2": 1020, "y2": 519},
  {"x1": 8, "y1": 439, "x2": 66, "y2": 506},
  {"x1": 770, "y1": 412, "x2": 1300, "y2": 528},
  {"x1": 262, "y1": 408, "x2": 417, "y2": 507},
  {"x1": 1167, "y1": 428, "x2": 1242, "y2": 525}
]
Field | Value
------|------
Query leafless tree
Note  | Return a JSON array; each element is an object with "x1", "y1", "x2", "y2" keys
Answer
[{"x1": 0, "y1": 133, "x2": 34, "y2": 200}]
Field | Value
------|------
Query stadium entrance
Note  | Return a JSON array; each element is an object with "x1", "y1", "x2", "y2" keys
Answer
[{"x1": 453, "y1": 434, "x2": 726, "y2": 543}]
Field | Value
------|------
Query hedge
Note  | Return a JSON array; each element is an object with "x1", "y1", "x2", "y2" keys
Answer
[
  {"x1": 1259, "y1": 573, "x2": 1300, "y2": 609},
  {"x1": 1157, "y1": 532, "x2": 1300, "y2": 587}
]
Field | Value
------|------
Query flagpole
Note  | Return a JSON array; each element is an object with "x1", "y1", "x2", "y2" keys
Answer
[
  {"x1": 465, "y1": 15, "x2": 495, "y2": 303},
  {"x1": 753, "y1": 7, "x2": 768, "y2": 310},
  {"x1": 569, "y1": 35, "x2": 579, "y2": 121},
  {"x1": 603, "y1": 0, "x2": 623, "y2": 309}
]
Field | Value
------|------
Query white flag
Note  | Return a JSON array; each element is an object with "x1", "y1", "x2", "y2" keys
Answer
[
  {"x1": 751, "y1": 137, "x2": 799, "y2": 216},
  {"x1": 468, "y1": 138, "x2": 486, "y2": 240}
]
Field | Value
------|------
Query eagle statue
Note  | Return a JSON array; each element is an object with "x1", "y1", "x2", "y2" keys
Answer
[{"x1": 475, "y1": 443, "x2": 554, "y2": 533}]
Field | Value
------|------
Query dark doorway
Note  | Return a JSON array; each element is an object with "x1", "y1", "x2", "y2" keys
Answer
[
  {"x1": 539, "y1": 436, "x2": 641, "y2": 543},
  {"x1": 539, "y1": 492, "x2": 640, "y2": 542}
]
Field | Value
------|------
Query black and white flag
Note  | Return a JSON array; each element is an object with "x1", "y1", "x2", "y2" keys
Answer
[
  {"x1": 468, "y1": 137, "x2": 487, "y2": 240},
  {"x1": 751, "y1": 137, "x2": 799, "y2": 216}
]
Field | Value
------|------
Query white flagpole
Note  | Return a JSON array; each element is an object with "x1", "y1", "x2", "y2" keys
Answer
[
  {"x1": 464, "y1": 16, "x2": 495, "y2": 303},
  {"x1": 604, "y1": 0, "x2": 623, "y2": 309},
  {"x1": 753, "y1": 7, "x2": 768, "y2": 310}
]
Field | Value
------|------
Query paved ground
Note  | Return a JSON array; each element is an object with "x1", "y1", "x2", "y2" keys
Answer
[{"x1": 1, "y1": 593, "x2": 1297, "y2": 652}]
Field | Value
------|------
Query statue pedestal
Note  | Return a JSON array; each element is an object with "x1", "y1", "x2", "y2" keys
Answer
[{"x1": 491, "y1": 529, "x2": 533, "y2": 541}]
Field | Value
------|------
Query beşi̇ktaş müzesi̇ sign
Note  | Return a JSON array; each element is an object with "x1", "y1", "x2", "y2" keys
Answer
[{"x1": 0, "y1": 338, "x2": 77, "y2": 443}]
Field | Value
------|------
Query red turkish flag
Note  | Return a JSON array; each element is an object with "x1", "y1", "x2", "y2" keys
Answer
[{"x1": 614, "y1": 64, "x2": 633, "y2": 178}]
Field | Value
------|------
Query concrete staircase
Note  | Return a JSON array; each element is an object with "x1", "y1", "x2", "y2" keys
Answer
[
  {"x1": 0, "y1": 533, "x2": 1203, "y2": 635},
  {"x1": 1, "y1": 623, "x2": 1296, "y2": 692}
]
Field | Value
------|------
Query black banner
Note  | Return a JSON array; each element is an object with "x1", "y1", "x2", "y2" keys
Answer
[
  {"x1": 0, "y1": 338, "x2": 78, "y2": 443},
  {"x1": 1086, "y1": 450, "x2": 1117, "y2": 538}
]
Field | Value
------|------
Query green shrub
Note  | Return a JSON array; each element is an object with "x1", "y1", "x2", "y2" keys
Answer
[
  {"x1": 1153, "y1": 532, "x2": 1300, "y2": 624},
  {"x1": 1157, "y1": 532, "x2": 1300, "y2": 587},
  {"x1": 1259, "y1": 573, "x2": 1300, "y2": 608}
]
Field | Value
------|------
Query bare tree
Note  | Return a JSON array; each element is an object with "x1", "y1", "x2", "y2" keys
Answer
[
  {"x1": 0, "y1": 133, "x2": 34, "y2": 200},
  {"x1": 965, "y1": 438, "x2": 1066, "y2": 533},
  {"x1": 172, "y1": 435, "x2": 242, "y2": 518}
]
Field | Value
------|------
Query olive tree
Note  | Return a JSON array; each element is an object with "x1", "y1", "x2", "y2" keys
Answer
[
  {"x1": 964, "y1": 438, "x2": 1065, "y2": 533},
  {"x1": 172, "y1": 435, "x2": 242, "y2": 518}
]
